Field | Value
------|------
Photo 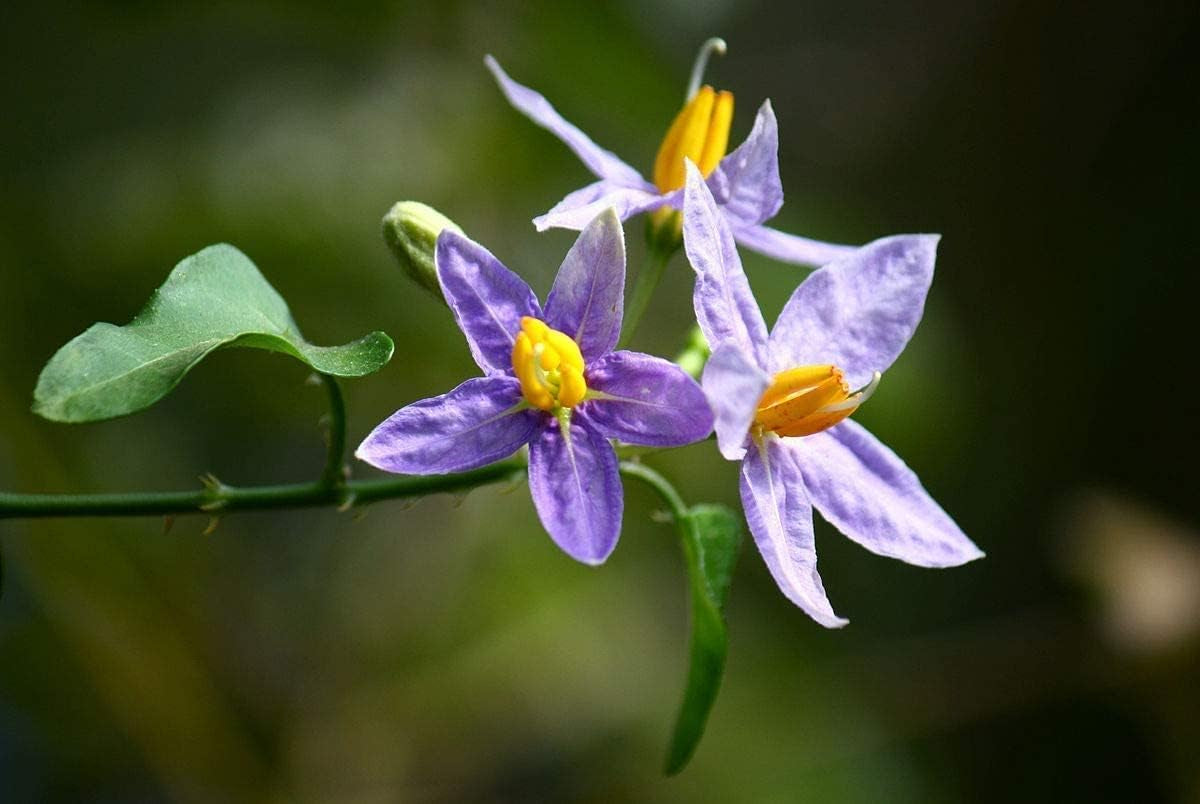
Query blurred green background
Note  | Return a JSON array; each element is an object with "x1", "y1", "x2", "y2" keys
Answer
[{"x1": 2, "y1": 2, "x2": 1198, "y2": 801}]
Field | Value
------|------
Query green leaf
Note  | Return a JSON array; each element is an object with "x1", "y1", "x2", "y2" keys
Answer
[
  {"x1": 664, "y1": 502, "x2": 743, "y2": 775},
  {"x1": 33, "y1": 244, "x2": 394, "y2": 423}
]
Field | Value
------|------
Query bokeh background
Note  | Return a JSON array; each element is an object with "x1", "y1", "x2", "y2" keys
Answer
[{"x1": 2, "y1": 2, "x2": 1198, "y2": 801}]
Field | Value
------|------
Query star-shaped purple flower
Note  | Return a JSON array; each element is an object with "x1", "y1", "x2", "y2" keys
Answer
[
  {"x1": 682, "y1": 162, "x2": 983, "y2": 626},
  {"x1": 485, "y1": 54, "x2": 858, "y2": 268},
  {"x1": 356, "y1": 209, "x2": 714, "y2": 564}
]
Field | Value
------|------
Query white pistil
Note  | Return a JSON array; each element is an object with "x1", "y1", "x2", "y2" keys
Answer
[
  {"x1": 819, "y1": 371, "x2": 882, "y2": 413},
  {"x1": 686, "y1": 37, "x2": 727, "y2": 101}
]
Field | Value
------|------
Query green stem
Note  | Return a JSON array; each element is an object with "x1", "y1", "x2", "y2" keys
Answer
[
  {"x1": 0, "y1": 459, "x2": 694, "y2": 524},
  {"x1": 318, "y1": 374, "x2": 347, "y2": 489},
  {"x1": 620, "y1": 246, "x2": 673, "y2": 348},
  {"x1": 618, "y1": 460, "x2": 688, "y2": 522},
  {"x1": 0, "y1": 461, "x2": 527, "y2": 520}
]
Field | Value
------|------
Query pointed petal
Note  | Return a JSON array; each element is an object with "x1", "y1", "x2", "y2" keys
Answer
[
  {"x1": 734, "y1": 223, "x2": 859, "y2": 268},
  {"x1": 583, "y1": 351, "x2": 713, "y2": 447},
  {"x1": 485, "y1": 55, "x2": 653, "y2": 190},
  {"x1": 356, "y1": 376, "x2": 539, "y2": 474},
  {"x1": 710, "y1": 100, "x2": 783, "y2": 228},
  {"x1": 436, "y1": 230, "x2": 542, "y2": 375},
  {"x1": 796, "y1": 420, "x2": 984, "y2": 567},
  {"x1": 528, "y1": 416, "x2": 623, "y2": 565},
  {"x1": 701, "y1": 343, "x2": 770, "y2": 461},
  {"x1": 534, "y1": 183, "x2": 672, "y2": 232},
  {"x1": 544, "y1": 209, "x2": 625, "y2": 360},
  {"x1": 682, "y1": 162, "x2": 769, "y2": 367},
  {"x1": 740, "y1": 436, "x2": 847, "y2": 627},
  {"x1": 767, "y1": 234, "x2": 940, "y2": 386}
]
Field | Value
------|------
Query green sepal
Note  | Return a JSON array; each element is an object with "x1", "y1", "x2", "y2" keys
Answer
[{"x1": 33, "y1": 244, "x2": 394, "y2": 423}]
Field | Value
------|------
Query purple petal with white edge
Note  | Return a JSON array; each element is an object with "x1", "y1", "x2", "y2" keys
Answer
[
  {"x1": 767, "y1": 234, "x2": 939, "y2": 387},
  {"x1": 701, "y1": 343, "x2": 770, "y2": 461},
  {"x1": 682, "y1": 161, "x2": 769, "y2": 367},
  {"x1": 794, "y1": 420, "x2": 983, "y2": 567},
  {"x1": 436, "y1": 230, "x2": 542, "y2": 376},
  {"x1": 740, "y1": 436, "x2": 847, "y2": 628},
  {"x1": 583, "y1": 350, "x2": 714, "y2": 447},
  {"x1": 527, "y1": 415, "x2": 623, "y2": 565},
  {"x1": 534, "y1": 184, "x2": 672, "y2": 232},
  {"x1": 485, "y1": 55, "x2": 653, "y2": 190},
  {"x1": 733, "y1": 223, "x2": 859, "y2": 268},
  {"x1": 355, "y1": 376, "x2": 539, "y2": 475},
  {"x1": 544, "y1": 208, "x2": 625, "y2": 360},
  {"x1": 710, "y1": 100, "x2": 783, "y2": 228}
]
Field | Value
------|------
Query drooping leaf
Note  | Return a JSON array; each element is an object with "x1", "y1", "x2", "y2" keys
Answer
[
  {"x1": 33, "y1": 244, "x2": 394, "y2": 422},
  {"x1": 665, "y1": 502, "x2": 743, "y2": 774}
]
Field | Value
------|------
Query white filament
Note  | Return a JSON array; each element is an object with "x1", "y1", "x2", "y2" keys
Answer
[{"x1": 686, "y1": 37, "x2": 728, "y2": 101}]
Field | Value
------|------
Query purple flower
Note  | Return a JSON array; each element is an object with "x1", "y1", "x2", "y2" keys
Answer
[
  {"x1": 682, "y1": 163, "x2": 983, "y2": 627},
  {"x1": 485, "y1": 47, "x2": 858, "y2": 267},
  {"x1": 356, "y1": 209, "x2": 714, "y2": 564}
]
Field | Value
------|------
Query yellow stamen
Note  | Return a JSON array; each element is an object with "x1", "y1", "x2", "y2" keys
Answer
[
  {"x1": 754, "y1": 365, "x2": 880, "y2": 438},
  {"x1": 699, "y1": 90, "x2": 734, "y2": 175},
  {"x1": 652, "y1": 85, "x2": 735, "y2": 193},
  {"x1": 511, "y1": 316, "x2": 588, "y2": 411}
]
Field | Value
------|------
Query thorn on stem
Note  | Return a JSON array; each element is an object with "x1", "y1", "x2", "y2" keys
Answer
[{"x1": 202, "y1": 516, "x2": 221, "y2": 536}]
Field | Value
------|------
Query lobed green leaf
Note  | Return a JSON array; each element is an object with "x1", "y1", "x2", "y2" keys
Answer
[{"x1": 33, "y1": 244, "x2": 393, "y2": 422}]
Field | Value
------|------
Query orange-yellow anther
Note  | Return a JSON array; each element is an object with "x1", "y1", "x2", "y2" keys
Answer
[
  {"x1": 511, "y1": 316, "x2": 587, "y2": 411},
  {"x1": 653, "y1": 85, "x2": 735, "y2": 193},
  {"x1": 754, "y1": 365, "x2": 874, "y2": 438}
]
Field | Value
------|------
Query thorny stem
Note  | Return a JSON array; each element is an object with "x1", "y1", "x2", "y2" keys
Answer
[
  {"x1": 0, "y1": 462, "x2": 529, "y2": 520},
  {"x1": 0, "y1": 457, "x2": 692, "y2": 525}
]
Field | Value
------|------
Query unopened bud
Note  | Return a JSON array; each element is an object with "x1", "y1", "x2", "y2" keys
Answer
[{"x1": 382, "y1": 201, "x2": 464, "y2": 301}]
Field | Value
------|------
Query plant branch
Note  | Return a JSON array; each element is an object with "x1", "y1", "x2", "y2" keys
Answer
[
  {"x1": 0, "y1": 459, "x2": 696, "y2": 525},
  {"x1": 317, "y1": 373, "x2": 347, "y2": 489},
  {"x1": 0, "y1": 461, "x2": 526, "y2": 520}
]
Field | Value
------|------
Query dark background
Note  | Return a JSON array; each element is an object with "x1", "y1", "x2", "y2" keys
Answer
[{"x1": 2, "y1": 2, "x2": 1198, "y2": 801}]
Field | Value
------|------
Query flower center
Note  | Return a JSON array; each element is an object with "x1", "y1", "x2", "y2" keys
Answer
[
  {"x1": 511, "y1": 316, "x2": 588, "y2": 411},
  {"x1": 652, "y1": 39, "x2": 734, "y2": 193},
  {"x1": 754, "y1": 365, "x2": 881, "y2": 438}
]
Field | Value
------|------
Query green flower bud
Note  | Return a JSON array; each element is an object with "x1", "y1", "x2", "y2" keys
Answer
[{"x1": 382, "y1": 201, "x2": 464, "y2": 302}]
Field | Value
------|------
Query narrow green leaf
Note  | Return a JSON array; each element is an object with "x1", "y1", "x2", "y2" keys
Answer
[
  {"x1": 664, "y1": 502, "x2": 743, "y2": 774},
  {"x1": 33, "y1": 244, "x2": 394, "y2": 422}
]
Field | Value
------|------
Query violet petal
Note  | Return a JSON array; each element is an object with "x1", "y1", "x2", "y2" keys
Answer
[
  {"x1": 584, "y1": 350, "x2": 714, "y2": 447},
  {"x1": 710, "y1": 100, "x2": 784, "y2": 228},
  {"x1": 740, "y1": 436, "x2": 848, "y2": 627},
  {"x1": 355, "y1": 376, "x2": 539, "y2": 474},
  {"x1": 436, "y1": 230, "x2": 542, "y2": 376},
  {"x1": 794, "y1": 420, "x2": 984, "y2": 567},
  {"x1": 544, "y1": 208, "x2": 625, "y2": 361},
  {"x1": 485, "y1": 55, "x2": 653, "y2": 190},
  {"x1": 767, "y1": 234, "x2": 940, "y2": 387},
  {"x1": 701, "y1": 343, "x2": 770, "y2": 461},
  {"x1": 527, "y1": 415, "x2": 623, "y2": 565},
  {"x1": 734, "y1": 223, "x2": 860, "y2": 269},
  {"x1": 534, "y1": 184, "x2": 672, "y2": 232},
  {"x1": 682, "y1": 162, "x2": 769, "y2": 367}
]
